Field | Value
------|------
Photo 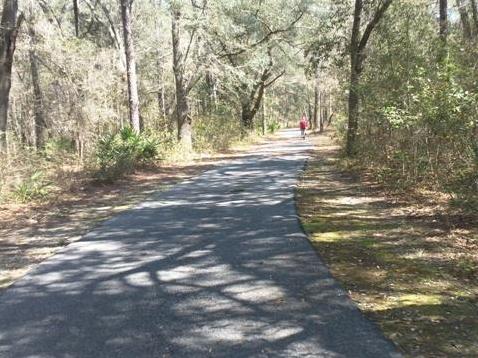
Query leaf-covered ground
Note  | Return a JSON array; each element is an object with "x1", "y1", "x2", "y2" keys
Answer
[{"x1": 297, "y1": 131, "x2": 478, "y2": 357}]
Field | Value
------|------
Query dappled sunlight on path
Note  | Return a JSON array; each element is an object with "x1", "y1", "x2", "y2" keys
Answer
[{"x1": 0, "y1": 130, "x2": 399, "y2": 357}]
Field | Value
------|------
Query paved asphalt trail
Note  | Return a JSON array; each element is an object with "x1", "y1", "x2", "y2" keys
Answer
[{"x1": 0, "y1": 130, "x2": 400, "y2": 357}]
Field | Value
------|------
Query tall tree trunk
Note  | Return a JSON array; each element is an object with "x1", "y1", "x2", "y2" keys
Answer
[
  {"x1": 471, "y1": 0, "x2": 478, "y2": 35},
  {"x1": 171, "y1": 5, "x2": 192, "y2": 149},
  {"x1": 346, "y1": 0, "x2": 393, "y2": 156},
  {"x1": 154, "y1": 0, "x2": 167, "y2": 122},
  {"x1": 456, "y1": 0, "x2": 472, "y2": 39},
  {"x1": 0, "y1": 0, "x2": 22, "y2": 152},
  {"x1": 261, "y1": 88, "x2": 266, "y2": 135},
  {"x1": 73, "y1": 0, "x2": 80, "y2": 37},
  {"x1": 120, "y1": 0, "x2": 141, "y2": 133},
  {"x1": 28, "y1": 24, "x2": 47, "y2": 149},
  {"x1": 439, "y1": 0, "x2": 448, "y2": 44},
  {"x1": 313, "y1": 69, "x2": 320, "y2": 132},
  {"x1": 307, "y1": 96, "x2": 313, "y2": 128},
  {"x1": 346, "y1": 0, "x2": 363, "y2": 156},
  {"x1": 240, "y1": 81, "x2": 267, "y2": 131},
  {"x1": 241, "y1": 102, "x2": 254, "y2": 130}
]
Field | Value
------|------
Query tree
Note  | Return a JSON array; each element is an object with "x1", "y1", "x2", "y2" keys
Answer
[
  {"x1": 456, "y1": 0, "x2": 472, "y2": 40},
  {"x1": 27, "y1": 17, "x2": 47, "y2": 149},
  {"x1": 0, "y1": 0, "x2": 22, "y2": 151},
  {"x1": 313, "y1": 68, "x2": 320, "y2": 131},
  {"x1": 211, "y1": 0, "x2": 304, "y2": 130},
  {"x1": 439, "y1": 0, "x2": 448, "y2": 42},
  {"x1": 471, "y1": 0, "x2": 478, "y2": 34},
  {"x1": 120, "y1": 0, "x2": 141, "y2": 133},
  {"x1": 346, "y1": 0, "x2": 393, "y2": 156},
  {"x1": 171, "y1": 4, "x2": 191, "y2": 148},
  {"x1": 73, "y1": 0, "x2": 80, "y2": 37}
]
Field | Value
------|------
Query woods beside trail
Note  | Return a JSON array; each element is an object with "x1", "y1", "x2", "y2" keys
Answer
[
  {"x1": 0, "y1": 0, "x2": 477, "y2": 357},
  {"x1": 0, "y1": 0, "x2": 476, "y2": 205}
]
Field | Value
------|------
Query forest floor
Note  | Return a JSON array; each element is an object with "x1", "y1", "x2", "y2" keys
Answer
[
  {"x1": 0, "y1": 136, "x2": 270, "y2": 292},
  {"x1": 297, "y1": 130, "x2": 478, "y2": 357}
]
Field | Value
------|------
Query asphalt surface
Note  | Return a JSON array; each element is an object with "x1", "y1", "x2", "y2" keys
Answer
[{"x1": 0, "y1": 129, "x2": 401, "y2": 357}]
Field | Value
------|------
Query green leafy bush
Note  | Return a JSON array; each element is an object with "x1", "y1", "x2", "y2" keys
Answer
[
  {"x1": 193, "y1": 115, "x2": 242, "y2": 152},
  {"x1": 95, "y1": 127, "x2": 159, "y2": 182},
  {"x1": 267, "y1": 121, "x2": 281, "y2": 133},
  {"x1": 44, "y1": 137, "x2": 75, "y2": 159},
  {"x1": 13, "y1": 171, "x2": 51, "y2": 203}
]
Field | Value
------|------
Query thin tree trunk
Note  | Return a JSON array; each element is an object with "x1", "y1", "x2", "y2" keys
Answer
[
  {"x1": 28, "y1": 24, "x2": 47, "y2": 149},
  {"x1": 328, "y1": 94, "x2": 333, "y2": 126},
  {"x1": 347, "y1": 68, "x2": 361, "y2": 156},
  {"x1": 313, "y1": 68, "x2": 319, "y2": 131},
  {"x1": 73, "y1": 0, "x2": 80, "y2": 37},
  {"x1": 346, "y1": 0, "x2": 363, "y2": 156},
  {"x1": 471, "y1": 0, "x2": 478, "y2": 35},
  {"x1": 0, "y1": 0, "x2": 22, "y2": 152},
  {"x1": 307, "y1": 96, "x2": 313, "y2": 129},
  {"x1": 261, "y1": 88, "x2": 266, "y2": 135},
  {"x1": 171, "y1": 5, "x2": 192, "y2": 149},
  {"x1": 439, "y1": 0, "x2": 448, "y2": 43},
  {"x1": 323, "y1": 94, "x2": 328, "y2": 131},
  {"x1": 120, "y1": 0, "x2": 141, "y2": 133},
  {"x1": 154, "y1": 0, "x2": 166, "y2": 122},
  {"x1": 456, "y1": 0, "x2": 472, "y2": 39}
]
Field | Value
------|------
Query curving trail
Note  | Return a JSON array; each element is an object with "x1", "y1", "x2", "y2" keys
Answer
[{"x1": 0, "y1": 130, "x2": 400, "y2": 357}]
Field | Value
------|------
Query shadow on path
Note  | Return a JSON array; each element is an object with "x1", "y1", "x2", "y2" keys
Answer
[{"x1": 0, "y1": 130, "x2": 400, "y2": 357}]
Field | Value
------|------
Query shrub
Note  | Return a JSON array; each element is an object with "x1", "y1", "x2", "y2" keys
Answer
[
  {"x1": 193, "y1": 115, "x2": 242, "y2": 152},
  {"x1": 44, "y1": 137, "x2": 75, "y2": 160},
  {"x1": 95, "y1": 127, "x2": 159, "y2": 182},
  {"x1": 267, "y1": 121, "x2": 281, "y2": 133},
  {"x1": 13, "y1": 171, "x2": 51, "y2": 203}
]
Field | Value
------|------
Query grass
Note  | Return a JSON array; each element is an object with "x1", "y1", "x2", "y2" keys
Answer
[{"x1": 297, "y1": 131, "x2": 478, "y2": 357}]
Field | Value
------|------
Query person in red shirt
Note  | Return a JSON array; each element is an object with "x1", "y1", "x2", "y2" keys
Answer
[{"x1": 299, "y1": 113, "x2": 308, "y2": 139}]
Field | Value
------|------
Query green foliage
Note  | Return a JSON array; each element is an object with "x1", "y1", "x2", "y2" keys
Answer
[
  {"x1": 193, "y1": 115, "x2": 242, "y2": 152},
  {"x1": 95, "y1": 128, "x2": 159, "y2": 182},
  {"x1": 44, "y1": 138, "x2": 76, "y2": 159},
  {"x1": 13, "y1": 171, "x2": 51, "y2": 203},
  {"x1": 267, "y1": 121, "x2": 281, "y2": 133},
  {"x1": 330, "y1": 0, "x2": 478, "y2": 197}
]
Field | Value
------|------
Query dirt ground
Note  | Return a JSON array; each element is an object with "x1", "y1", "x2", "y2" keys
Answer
[{"x1": 297, "y1": 131, "x2": 478, "y2": 357}]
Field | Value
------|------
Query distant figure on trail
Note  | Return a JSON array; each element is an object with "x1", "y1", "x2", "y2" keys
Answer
[{"x1": 299, "y1": 113, "x2": 308, "y2": 139}]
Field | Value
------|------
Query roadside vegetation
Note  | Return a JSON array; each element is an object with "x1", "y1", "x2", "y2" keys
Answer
[
  {"x1": 0, "y1": 0, "x2": 477, "y2": 355},
  {"x1": 297, "y1": 132, "x2": 478, "y2": 357}
]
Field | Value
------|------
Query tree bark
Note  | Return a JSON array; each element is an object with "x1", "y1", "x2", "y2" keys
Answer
[
  {"x1": 313, "y1": 68, "x2": 320, "y2": 131},
  {"x1": 261, "y1": 88, "x2": 266, "y2": 135},
  {"x1": 171, "y1": 5, "x2": 192, "y2": 149},
  {"x1": 471, "y1": 0, "x2": 478, "y2": 35},
  {"x1": 28, "y1": 23, "x2": 47, "y2": 149},
  {"x1": 73, "y1": 0, "x2": 80, "y2": 37},
  {"x1": 456, "y1": 0, "x2": 472, "y2": 39},
  {"x1": 346, "y1": 0, "x2": 363, "y2": 156},
  {"x1": 241, "y1": 81, "x2": 266, "y2": 130},
  {"x1": 346, "y1": 0, "x2": 393, "y2": 156},
  {"x1": 439, "y1": 0, "x2": 448, "y2": 42},
  {"x1": 0, "y1": 0, "x2": 22, "y2": 152},
  {"x1": 241, "y1": 103, "x2": 253, "y2": 130},
  {"x1": 120, "y1": 0, "x2": 141, "y2": 133},
  {"x1": 239, "y1": 52, "x2": 283, "y2": 131}
]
